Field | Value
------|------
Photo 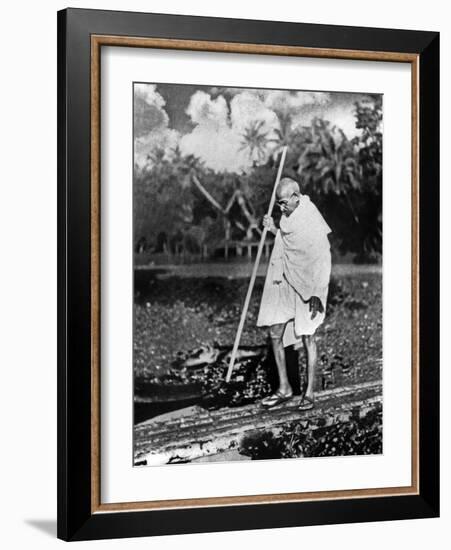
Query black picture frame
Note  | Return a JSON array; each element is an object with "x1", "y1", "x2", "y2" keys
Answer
[{"x1": 57, "y1": 7, "x2": 439, "y2": 541}]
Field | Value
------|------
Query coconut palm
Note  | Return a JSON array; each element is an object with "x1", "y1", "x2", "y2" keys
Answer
[
  {"x1": 239, "y1": 120, "x2": 271, "y2": 166},
  {"x1": 169, "y1": 145, "x2": 206, "y2": 188},
  {"x1": 268, "y1": 112, "x2": 297, "y2": 157}
]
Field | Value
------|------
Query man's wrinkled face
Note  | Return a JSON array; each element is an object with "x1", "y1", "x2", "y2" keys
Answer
[{"x1": 276, "y1": 189, "x2": 299, "y2": 216}]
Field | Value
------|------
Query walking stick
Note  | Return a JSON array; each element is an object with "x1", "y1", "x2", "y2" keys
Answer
[{"x1": 225, "y1": 146, "x2": 288, "y2": 382}]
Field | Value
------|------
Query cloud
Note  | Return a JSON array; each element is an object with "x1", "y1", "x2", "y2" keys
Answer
[
  {"x1": 134, "y1": 84, "x2": 169, "y2": 138},
  {"x1": 230, "y1": 91, "x2": 279, "y2": 134},
  {"x1": 180, "y1": 90, "x2": 280, "y2": 173},
  {"x1": 180, "y1": 125, "x2": 248, "y2": 173},
  {"x1": 133, "y1": 84, "x2": 366, "y2": 173},
  {"x1": 184, "y1": 91, "x2": 229, "y2": 128},
  {"x1": 264, "y1": 90, "x2": 331, "y2": 115},
  {"x1": 134, "y1": 128, "x2": 180, "y2": 168},
  {"x1": 290, "y1": 97, "x2": 362, "y2": 139},
  {"x1": 133, "y1": 84, "x2": 180, "y2": 168},
  {"x1": 180, "y1": 91, "x2": 246, "y2": 172},
  {"x1": 134, "y1": 83, "x2": 167, "y2": 109},
  {"x1": 179, "y1": 89, "x2": 340, "y2": 172}
]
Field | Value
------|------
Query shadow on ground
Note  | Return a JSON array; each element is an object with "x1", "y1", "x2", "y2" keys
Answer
[{"x1": 25, "y1": 519, "x2": 57, "y2": 538}]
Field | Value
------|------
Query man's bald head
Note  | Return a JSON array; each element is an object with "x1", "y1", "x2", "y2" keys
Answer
[
  {"x1": 275, "y1": 177, "x2": 301, "y2": 216},
  {"x1": 277, "y1": 177, "x2": 300, "y2": 199}
]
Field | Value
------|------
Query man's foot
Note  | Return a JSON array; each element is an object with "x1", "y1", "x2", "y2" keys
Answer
[
  {"x1": 298, "y1": 394, "x2": 314, "y2": 411},
  {"x1": 260, "y1": 389, "x2": 293, "y2": 409}
]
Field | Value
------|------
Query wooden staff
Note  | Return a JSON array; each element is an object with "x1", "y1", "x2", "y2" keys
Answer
[{"x1": 225, "y1": 146, "x2": 288, "y2": 382}]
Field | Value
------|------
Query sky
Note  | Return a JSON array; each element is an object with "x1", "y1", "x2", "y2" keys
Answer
[{"x1": 134, "y1": 82, "x2": 379, "y2": 173}]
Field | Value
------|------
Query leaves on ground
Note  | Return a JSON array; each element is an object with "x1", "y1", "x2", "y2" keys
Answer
[
  {"x1": 239, "y1": 403, "x2": 383, "y2": 459},
  {"x1": 134, "y1": 272, "x2": 382, "y2": 395}
]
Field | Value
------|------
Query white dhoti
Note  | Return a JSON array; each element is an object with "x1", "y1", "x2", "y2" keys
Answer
[{"x1": 257, "y1": 194, "x2": 332, "y2": 349}]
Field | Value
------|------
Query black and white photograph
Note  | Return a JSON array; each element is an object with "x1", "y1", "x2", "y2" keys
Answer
[
  {"x1": 1, "y1": 0, "x2": 445, "y2": 545},
  {"x1": 133, "y1": 82, "x2": 383, "y2": 466}
]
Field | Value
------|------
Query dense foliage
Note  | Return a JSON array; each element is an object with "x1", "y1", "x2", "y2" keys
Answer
[{"x1": 134, "y1": 95, "x2": 382, "y2": 261}]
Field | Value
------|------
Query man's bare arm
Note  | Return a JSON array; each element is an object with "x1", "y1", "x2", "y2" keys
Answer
[
  {"x1": 262, "y1": 215, "x2": 278, "y2": 235},
  {"x1": 309, "y1": 296, "x2": 324, "y2": 320}
]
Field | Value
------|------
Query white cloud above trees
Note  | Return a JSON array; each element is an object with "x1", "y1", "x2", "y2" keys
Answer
[
  {"x1": 134, "y1": 84, "x2": 367, "y2": 173},
  {"x1": 179, "y1": 90, "x2": 280, "y2": 172},
  {"x1": 134, "y1": 84, "x2": 180, "y2": 169}
]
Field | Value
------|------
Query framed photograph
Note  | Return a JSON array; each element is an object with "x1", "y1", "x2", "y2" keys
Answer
[{"x1": 57, "y1": 7, "x2": 439, "y2": 541}]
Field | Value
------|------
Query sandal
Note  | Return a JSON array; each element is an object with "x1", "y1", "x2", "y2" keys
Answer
[
  {"x1": 260, "y1": 389, "x2": 293, "y2": 409},
  {"x1": 298, "y1": 395, "x2": 315, "y2": 411}
]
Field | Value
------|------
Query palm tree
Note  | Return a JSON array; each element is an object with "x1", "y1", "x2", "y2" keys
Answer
[
  {"x1": 266, "y1": 112, "x2": 308, "y2": 172},
  {"x1": 169, "y1": 145, "x2": 205, "y2": 189},
  {"x1": 268, "y1": 112, "x2": 295, "y2": 157},
  {"x1": 239, "y1": 120, "x2": 271, "y2": 166}
]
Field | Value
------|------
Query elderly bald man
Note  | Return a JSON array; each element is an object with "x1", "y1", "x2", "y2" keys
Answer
[{"x1": 257, "y1": 177, "x2": 332, "y2": 410}]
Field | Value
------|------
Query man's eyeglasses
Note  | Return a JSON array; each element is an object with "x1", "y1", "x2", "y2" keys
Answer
[{"x1": 276, "y1": 192, "x2": 298, "y2": 207}]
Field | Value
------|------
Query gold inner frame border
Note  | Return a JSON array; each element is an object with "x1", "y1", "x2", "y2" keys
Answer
[{"x1": 90, "y1": 34, "x2": 420, "y2": 514}]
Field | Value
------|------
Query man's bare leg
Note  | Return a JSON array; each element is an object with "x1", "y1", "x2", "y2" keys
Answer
[
  {"x1": 302, "y1": 334, "x2": 317, "y2": 399},
  {"x1": 269, "y1": 323, "x2": 292, "y2": 395}
]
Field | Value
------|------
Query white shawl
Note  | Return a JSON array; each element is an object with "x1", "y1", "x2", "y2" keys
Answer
[
  {"x1": 279, "y1": 194, "x2": 331, "y2": 301},
  {"x1": 257, "y1": 194, "x2": 332, "y2": 346}
]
